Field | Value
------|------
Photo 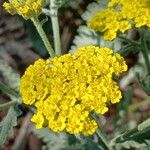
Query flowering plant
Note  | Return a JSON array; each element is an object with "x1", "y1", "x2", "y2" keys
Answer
[{"x1": 0, "y1": 0, "x2": 150, "y2": 149}]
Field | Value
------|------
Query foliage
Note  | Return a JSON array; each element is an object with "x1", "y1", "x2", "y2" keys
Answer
[
  {"x1": 70, "y1": 25, "x2": 122, "y2": 53},
  {"x1": 32, "y1": 127, "x2": 106, "y2": 150},
  {"x1": 0, "y1": 59, "x2": 20, "y2": 90},
  {"x1": 32, "y1": 128, "x2": 69, "y2": 150},
  {"x1": 0, "y1": 106, "x2": 21, "y2": 145},
  {"x1": 0, "y1": 59, "x2": 21, "y2": 145},
  {"x1": 110, "y1": 118, "x2": 150, "y2": 149}
]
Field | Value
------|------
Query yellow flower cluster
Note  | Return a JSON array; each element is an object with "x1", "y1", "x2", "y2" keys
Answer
[
  {"x1": 3, "y1": 0, "x2": 45, "y2": 19},
  {"x1": 20, "y1": 46, "x2": 127, "y2": 135},
  {"x1": 88, "y1": 0, "x2": 150, "y2": 40}
]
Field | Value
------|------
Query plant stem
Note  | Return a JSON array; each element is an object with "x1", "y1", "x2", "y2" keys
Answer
[
  {"x1": 96, "y1": 129, "x2": 110, "y2": 150},
  {"x1": 119, "y1": 36, "x2": 140, "y2": 46},
  {"x1": 49, "y1": 0, "x2": 61, "y2": 56},
  {"x1": 141, "y1": 34, "x2": 150, "y2": 75},
  {"x1": 51, "y1": 14, "x2": 61, "y2": 55},
  {"x1": 31, "y1": 17, "x2": 55, "y2": 57},
  {"x1": 0, "y1": 100, "x2": 17, "y2": 111},
  {"x1": 0, "y1": 81, "x2": 19, "y2": 98}
]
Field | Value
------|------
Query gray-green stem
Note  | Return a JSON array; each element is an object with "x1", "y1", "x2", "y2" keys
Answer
[
  {"x1": 49, "y1": 0, "x2": 61, "y2": 56},
  {"x1": 90, "y1": 113, "x2": 110, "y2": 149},
  {"x1": 0, "y1": 100, "x2": 17, "y2": 111},
  {"x1": 119, "y1": 36, "x2": 140, "y2": 46},
  {"x1": 141, "y1": 33, "x2": 150, "y2": 75},
  {"x1": 0, "y1": 81, "x2": 19, "y2": 98},
  {"x1": 31, "y1": 17, "x2": 55, "y2": 57},
  {"x1": 96, "y1": 129, "x2": 110, "y2": 150}
]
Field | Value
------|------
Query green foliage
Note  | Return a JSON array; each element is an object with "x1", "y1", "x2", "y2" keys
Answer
[
  {"x1": 70, "y1": 26, "x2": 121, "y2": 53},
  {"x1": 110, "y1": 118, "x2": 150, "y2": 150},
  {"x1": 32, "y1": 127, "x2": 107, "y2": 150},
  {"x1": 32, "y1": 127, "x2": 69, "y2": 150},
  {"x1": 137, "y1": 74, "x2": 150, "y2": 95},
  {"x1": 0, "y1": 59, "x2": 20, "y2": 90},
  {"x1": 138, "y1": 118, "x2": 150, "y2": 131},
  {"x1": 0, "y1": 59, "x2": 21, "y2": 145},
  {"x1": 0, "y1": 106, "x2": 21, "y2": 145},
  {"x1": 115, "y1": 140, "x2": 148, "y2": 150}
]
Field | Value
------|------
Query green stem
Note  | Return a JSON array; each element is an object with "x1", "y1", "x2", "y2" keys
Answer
[
  {"x1": 119, "y1": 36, "x2": 140, "y2": 46},
  {"x1": 90, "y1": 113, "x2": 110, "y2": 149},
  {"x1": 141, "y1": 34, "x2": 150, "y2": 75},
  {"x1": 96, "y1": 129, "x2": 110, "y2": 150},
  {"x1": 31, "y1": 17, "x2": 55, "y2": 57},
  {"x1": 49, "y1": 0, "x2": 61, "y2": 56},
  {"x1": 0, "y1": 100, "x2": 17, "y2": 111},
  {"x1": 0, "y1": 81, "x2": 19, "y2": 98}
]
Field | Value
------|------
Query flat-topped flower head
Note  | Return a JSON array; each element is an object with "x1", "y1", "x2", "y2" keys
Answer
[
  {"x1": 20, "y1": 46, "x2": 127, "y2": 135},
  {"x1": 88, "y1": 0, "x2": 150, "y2": 40},
  {"x1": 3, "y1": 0, "x2": 46, "y2": 19}
]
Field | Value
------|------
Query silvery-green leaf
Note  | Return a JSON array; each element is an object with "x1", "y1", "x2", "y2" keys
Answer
[
  {"x1": 0, "y1": 106, "x2": 21, "y2": 145},
  {"x1": 70, "y1": 26, "x2": 121, "y2": 53},
  {"x1": 0, "y1": 59, "x2": 20, "y2": 91}
]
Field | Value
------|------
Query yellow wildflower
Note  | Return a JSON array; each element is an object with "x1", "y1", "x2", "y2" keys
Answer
[
  {"x1": 3, "y1": 0, "x2": 46, "y2": 19},
  {"x1": 88, "y1": 0, "x2": 150, "y2": 40},
  {"x1": 20, "y1": 46, "x2": 127, "y2": 135}
]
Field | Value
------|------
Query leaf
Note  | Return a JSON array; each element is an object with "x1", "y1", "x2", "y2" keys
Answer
[
  {"x1": 32, "y1": 127, "x2": 105, "y2": 150},
  {"x1": 70, "y1": 26, "x2": 121, "y2": 53},
  {"x1": 137, "y1": 74, "x2": 150, "y2": 95},
  {"x1": 0, "y1": 58, "x2": 21, "y2": 145},
  {"x1": 32, "y1": 127, "x2": 69, "y2": 150},
  {"x1": 110, "y1": 118, "x2": 150, "y2": 149},
  {"x1": 0, "y1": 81, "x2": 19, "y2": 100},
  {"x1": 0, "y1": 58, "x2": 21, "y2": 104},
  {"x1": 0, "y1": 106, "x2": 21, "y2": 145},
  {"x1": 115, "y1": 141, "x2": 147, "y2": 150},
  {"x1": 0, "y1": 59, "x2": 20, "y2": 91},
  {"x1": 138, "y1": 118, "x2": 150, "y2": 131}
]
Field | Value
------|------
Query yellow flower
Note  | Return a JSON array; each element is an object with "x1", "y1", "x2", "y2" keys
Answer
[
  {"x1": 3, "y1": 0, "x2": 45, "y2": 19},
  {"x1": 20, "y1": 46, "x2": 127, "y2": 135},
  {"x1": 88, "y1": 0, "x2": 150, "y2": 40}
]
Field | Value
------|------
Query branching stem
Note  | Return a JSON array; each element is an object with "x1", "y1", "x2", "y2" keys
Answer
[
  {"x1": 31, "y1": 17, "x2": 55, "y2": 57},
  {"x1": 0, "y1": 100, "x2": 17, "y2": 111}
]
